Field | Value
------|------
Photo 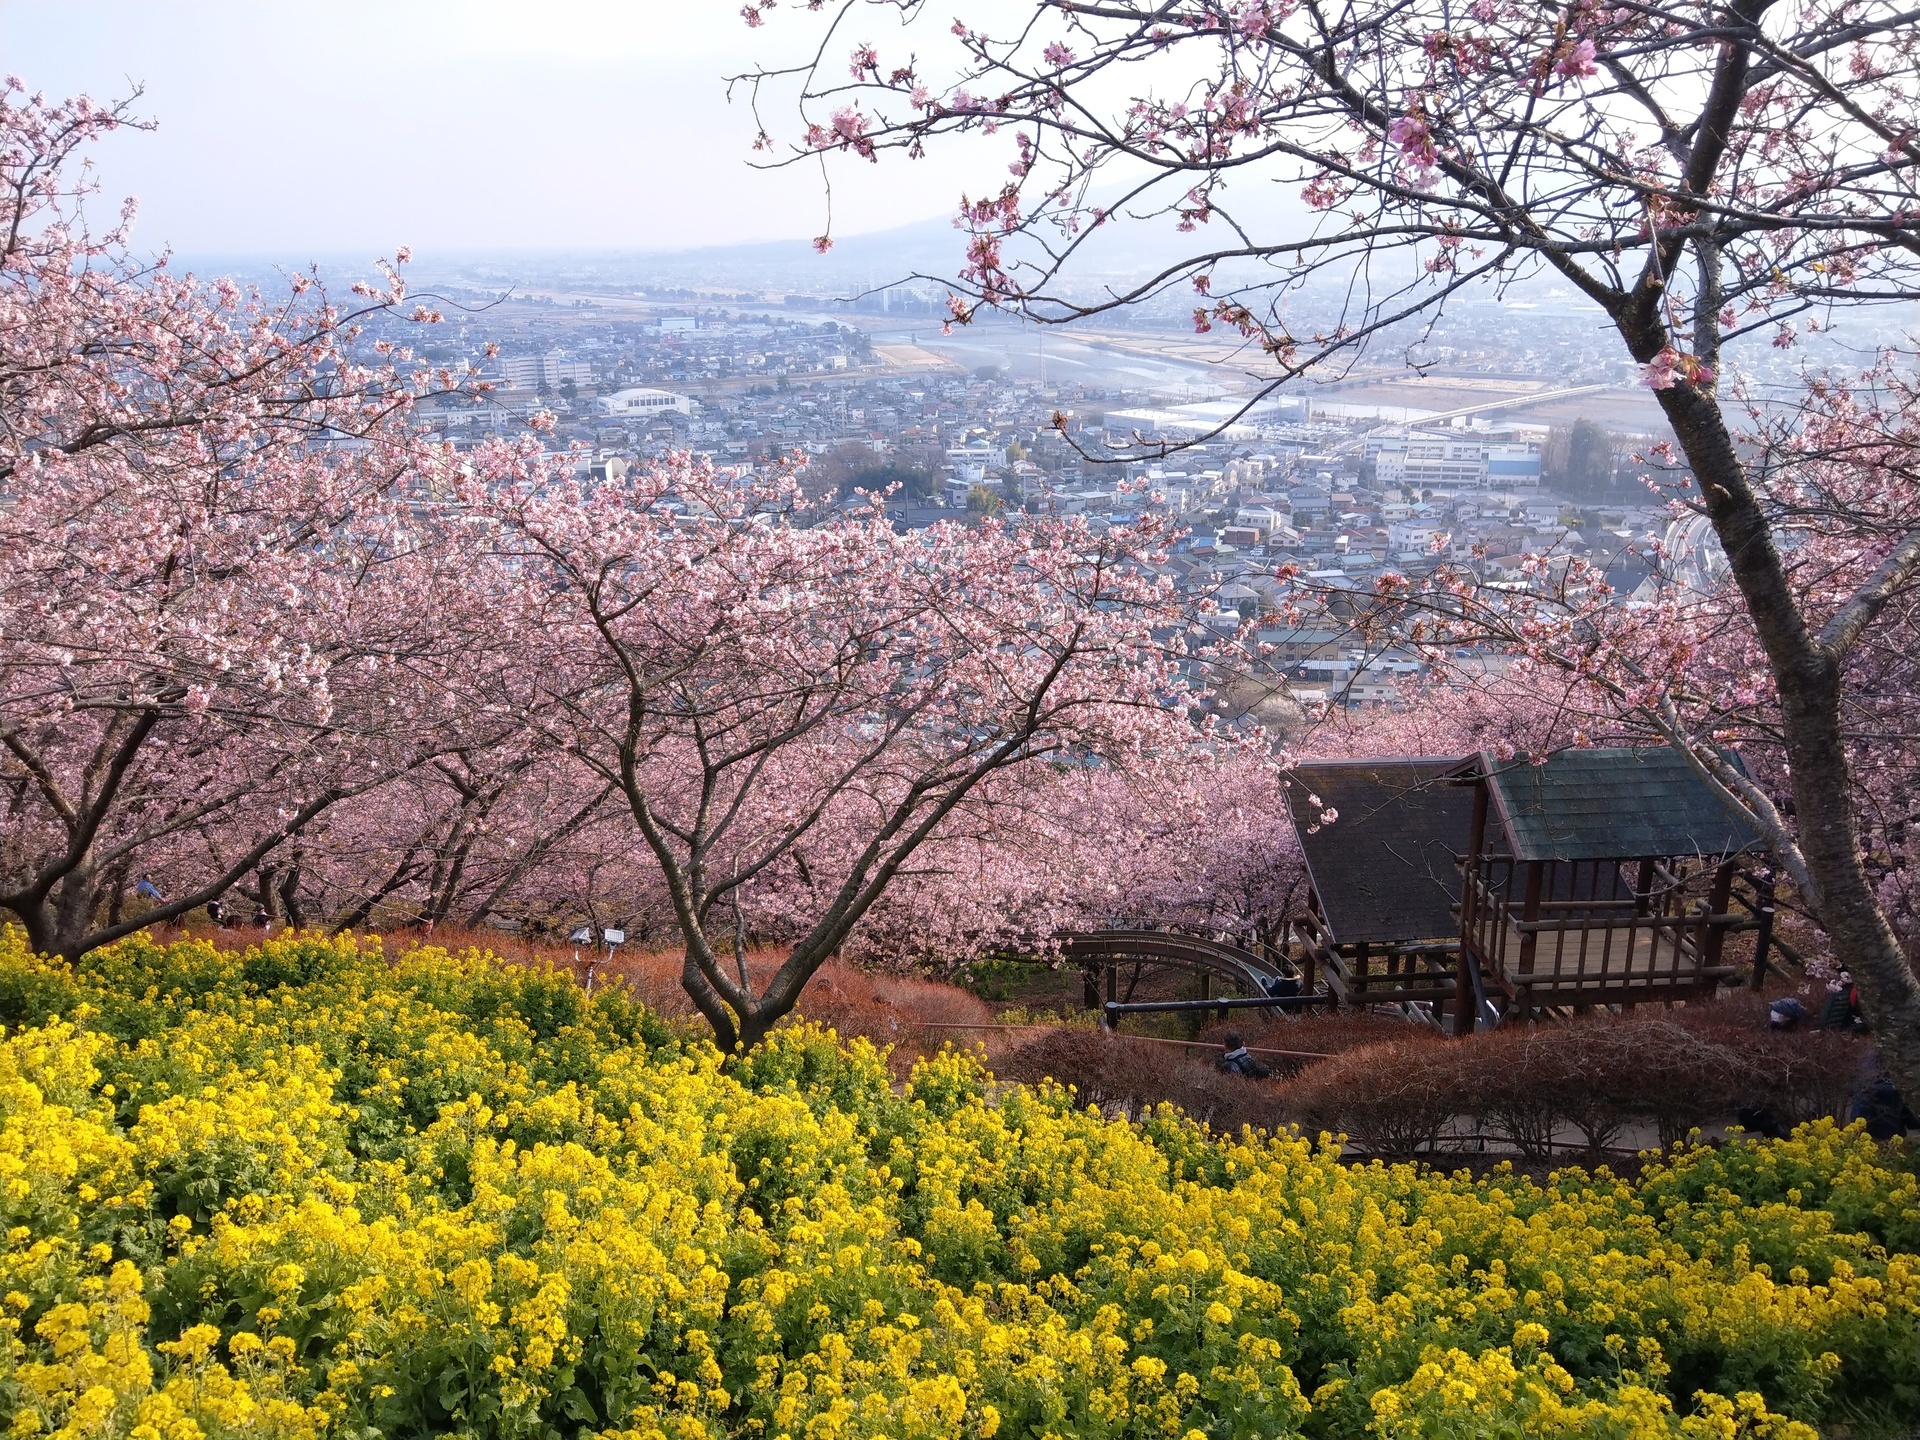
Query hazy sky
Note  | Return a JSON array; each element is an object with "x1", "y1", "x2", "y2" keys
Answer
[{"x1": 1, "y1": 1, "x2": 989, "y2": 262}]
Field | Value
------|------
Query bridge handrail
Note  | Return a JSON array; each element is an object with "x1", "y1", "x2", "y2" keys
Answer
[{"x1": 1057, "y1": 929, "x2": 1283, "y2": 996}]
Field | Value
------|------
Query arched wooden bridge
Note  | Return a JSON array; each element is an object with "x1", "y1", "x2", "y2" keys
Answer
[{"x1": 1057, "y1": 930, "x2": 1292, "y2": 1003}]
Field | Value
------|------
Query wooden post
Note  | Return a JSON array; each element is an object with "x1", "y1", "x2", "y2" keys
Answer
[
  {"x1": 1201, "y1": 969, "x2": 1227, "y2": 1021},
  {"x1": 1083, "y1": 968, "x2": 1100, "y2": 1010},
  {"x1": 1516, "y1": 860, "x2": 1544, "y2": 1020},
  {"x1": 1750, "y1": 869, "x2": 1777, "y2": 990},
  {"x1": 1454, "y1": 776, "x2": 1491, "y2": 1037},
  {"x1": 1105, "y1": 964, "x2": 1117, "y2": 1004},
  {"x1": 1633, "y1": 858, "x2": 1656, "y2": 913},
  {"x1": 1295, "y1": 919, "x2": 1317, "y2": 998},
  {"x1": 1698, "y1": 859, "x2": 1736, "y2": 1002}
]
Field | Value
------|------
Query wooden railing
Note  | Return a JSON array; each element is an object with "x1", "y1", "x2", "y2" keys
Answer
[
  {"x1": 1057, "y1": 929, "x2": 1286, "y2": 1000},
  {"x1": 1289, "y1": 911, "x2": 1457, "y2": 1007},
  {"x1": 1458, "y1": 857, "x2": 1759, "y2": 1009}
]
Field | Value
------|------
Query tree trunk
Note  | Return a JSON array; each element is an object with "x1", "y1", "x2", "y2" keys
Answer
[
  {"x1": 681, "y1": 942, "x2": 743, "y2": 1053},
  {"x1": 277, "y1": 858, "x2": 305, "y2": 929},
  {"x1": 331, "y1": 849, "x2": 423, "y2": 934},
  {"x1": 1655, "y1": 381, "x2": 1920, "y2": 1105},
  {"x1": 51, "y1": 864, "x2": 101, "y2": 964},
  {"x1": 256, "y1": 866, "x2": 282, "y2": 925}
]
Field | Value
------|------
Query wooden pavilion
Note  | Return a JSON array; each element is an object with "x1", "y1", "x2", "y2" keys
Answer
[
  {"x1": 1450, "y1": 747, "x2": 1770, "y2": 1032},
  {"x1": 1283, "y1": 748, "x2": 1776, "y2": 1031}
]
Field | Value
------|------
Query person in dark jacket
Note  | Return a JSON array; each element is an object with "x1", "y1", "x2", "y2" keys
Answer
[
  {"x1": 1264, "y1": 972, "x2": 1304, "y2": 1000},
  {"x1": 1818, "y1": 982, "x2": 1866, "y2": 1033},
  {"x1": 1850, "y1": 1051, "x2": 1916, "y2": 1140},
  {"x1": 1215, "y1": 1031, "x2": 1270, "y2": 1079},
  {"x1": 1767, "y1": 996, "x2": 1807, "y2": 1030}
]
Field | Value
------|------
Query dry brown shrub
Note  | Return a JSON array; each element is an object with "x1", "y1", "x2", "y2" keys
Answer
[
  {"x1": 1284, "y1": 1005, "x2": 1870, "y2": 1164},
  {"x1": 1280, "y1": 1035, "x2": 1461, "y2": 1157},
  {"x1": 1668, "y1": 999, "x2": 1863, "y2": 1131},
  {"x1": 1447, "y1": 1029, "x2": 1563, "y2": 1160},
  {"x1": 794, "y1": 963, "x2": 995, "y2": 1073},
  {"x1": 1439, "y1": 1014, "x2": 1761, "y2": 1157},
  {"x1": 1734, "y1": 1032, "x2": 1861, "y2": 1128},
  {"x1": 997, "y1": 1028, "x2": 1287, "y2": 1133},
  {"x1": 598, "y1": 946, "x2": 712, "y2": 1015},
  {"x1": 1547, "y1": 1019, "x2": 1733, "y2": 1152},
  {"x1": 1245, "y1": 1010, "x2": 1427, "y2": 1055}
]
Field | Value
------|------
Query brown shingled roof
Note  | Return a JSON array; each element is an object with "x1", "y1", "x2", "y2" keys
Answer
[{"x1": 1284, "y1": 758, "x2": 1474, "y2": 946}]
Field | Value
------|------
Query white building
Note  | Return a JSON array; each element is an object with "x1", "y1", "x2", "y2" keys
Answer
[
  {"x1": 1387, "y1": 520, "x2": 1445, "y2": 553},
  {"x1": 1234, "y1": 503, "x2": 1291, "y2": 537},
  {"x1": 501, "y1": 349, "x2": 594, "y2": 389},
  {"x1": 1366, "y1": 426, "x2": 1543, "y2": 488},
  {"x1": 945, "y1": 445, "x2": 995, "y2": 485},
  {"x1": 600, "y1": 388, "x2": 694, "y2": 419}
]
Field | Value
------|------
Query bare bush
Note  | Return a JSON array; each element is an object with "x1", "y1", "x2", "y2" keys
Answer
[
  {"x1": 1452, "y1": 1030, "x2": 1563, "y2": 1161},
  {"x1": 1282, "y1": 1036, "x2": 1462, "y2": 1157},
  {"x1": 998, "y1": 1029, "x2": 1286, "y2": 1133},
  {"x1": 1269, "y1": 1004, "x2": 1871, "y2": 1162},
  {"x1": 1672, "y1": 1002, "x2": 1863, "y2": 1132}
]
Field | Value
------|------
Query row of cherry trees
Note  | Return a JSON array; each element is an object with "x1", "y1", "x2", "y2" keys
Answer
[
  {"x1": 0, "y1": 86, "x2": 518, "y2": 963},
  {"x1": 0, "y1": 86, "x2": 1307, "y2": 1049}
]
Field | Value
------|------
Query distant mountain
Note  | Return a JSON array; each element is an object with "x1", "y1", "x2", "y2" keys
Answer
[
  {"x1": 398, "y1": 182, "x2": 1326, "y2": 301},
  {"x1": 176, "y1": 180, "x2": 1604, "y2": 324}
]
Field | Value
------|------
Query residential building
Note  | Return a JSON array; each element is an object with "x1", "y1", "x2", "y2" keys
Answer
[{"x1": 501, "y1": 349, "x2": 595, "y2": 390}]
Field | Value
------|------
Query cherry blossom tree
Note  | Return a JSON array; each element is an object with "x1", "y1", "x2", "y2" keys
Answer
[
  {"x1": 804, "y1": 745, "x2": 1302, "y2": 971},
  {"x1": 459, "y1": 446, "x2": 1202, "y2": 1050},
  {"x1": 0, "y1": 84, "x2": 508, "y2": 960},
  {"x1": 743, "y1": 0, "x2": 1920, "y2": 1095},
  {"x1": 268, "y1": 752, "x2": 627, "y2": 935}
]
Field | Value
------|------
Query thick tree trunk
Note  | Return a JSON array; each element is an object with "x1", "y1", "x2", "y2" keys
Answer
[
  {"x1": 680, "y1": 941, "x2": 743, "y2": 1053},
  {"x1": 1656, "y1": 382, "x2": 1920, "y2": 1107},
  {"x1": 51, "y1": 864, "x2": 102, "y2": 964},
  {"x1": 277, "y1": 859, "x2": 304, "y2": 929},
  {"x1": 12, "y1": 896, "x2": 54, "y2": 961}
]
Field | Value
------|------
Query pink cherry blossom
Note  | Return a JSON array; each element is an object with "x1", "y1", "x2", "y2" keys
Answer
[
  {"x1": 0, "y1": 88, "x2": 509, "y2": 961},
  {"x1": 1388, "y1": 113, "x2": 1437, "y2": 170},
  {"x1": 1555, "y1": 36, "x2": 1598, "y2": 80}
]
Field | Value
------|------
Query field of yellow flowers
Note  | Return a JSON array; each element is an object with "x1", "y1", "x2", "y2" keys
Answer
[{"x1": 1, "y1": 930, "x2": 1915, "y2": 1440}]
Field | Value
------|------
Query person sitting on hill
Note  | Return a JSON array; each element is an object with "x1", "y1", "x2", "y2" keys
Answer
[
  {"x1": 1818, "y1": 981, "x2": 1867, "y2": 1034},
  {"x1": 1850, "y1": 1051, "x2": 1916, "y2": 1141},
  {"x1": 1215, "y1": 1031, "x2": 1270, "y2": 1079}
]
